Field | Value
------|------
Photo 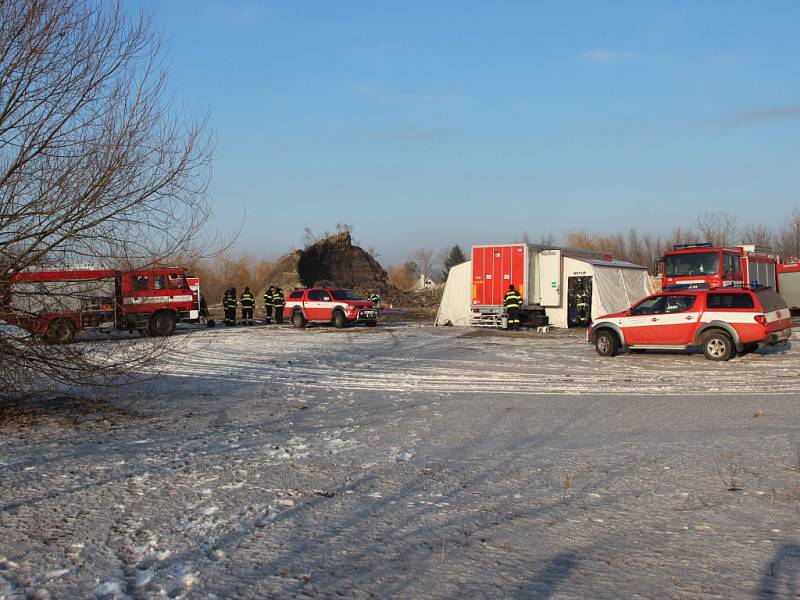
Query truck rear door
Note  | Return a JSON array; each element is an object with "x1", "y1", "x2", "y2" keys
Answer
[{"x1": 538, "y1": 250, "x2": 561, "y2": 306}]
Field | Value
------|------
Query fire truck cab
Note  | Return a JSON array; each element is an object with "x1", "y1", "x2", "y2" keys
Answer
[
  {"x1": 658, "y1": 243, "x2": 778, "y2": 291},
  {"x1": 6, "y1": 266, "x2": 199, "y2": 343}
]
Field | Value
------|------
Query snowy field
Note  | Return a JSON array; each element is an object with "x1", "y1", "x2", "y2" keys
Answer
[{"x1": 2, "y1": 323, "x2": 800, "y2": 599}]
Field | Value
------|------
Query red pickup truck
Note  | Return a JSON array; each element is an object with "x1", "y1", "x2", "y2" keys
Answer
[
  {"x1": 284, "y1": 287, "x2": 378, "y2": 328},
  {"x1": 588, "y1": 287, "x2": 792, "y2": 361}
]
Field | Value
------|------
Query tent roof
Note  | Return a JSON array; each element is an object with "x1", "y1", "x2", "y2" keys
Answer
[{"x1": 564, "y1": 255, "x2": 648, "y2": 270}]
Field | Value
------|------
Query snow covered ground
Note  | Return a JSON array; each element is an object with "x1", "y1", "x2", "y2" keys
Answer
[{"x1": 2, "y1": 323, "x2": 800, "y2": 599}]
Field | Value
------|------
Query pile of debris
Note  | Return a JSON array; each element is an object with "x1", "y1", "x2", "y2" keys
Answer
[
  {"x1": 383, "y1": 286, "x2": 443, "y2": 309},
  {"x1": 264, "y1": 232, "x2": 445, "y2": 309},
  {"x1": 266, "y1": 232, "x2": 389, "y2": 292}
]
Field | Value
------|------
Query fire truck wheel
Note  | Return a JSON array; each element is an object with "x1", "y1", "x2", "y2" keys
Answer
[
  {"x1": 46, "y1": 319, "x2": 75, "y2": 344},
  {"x1": 149, "y1": 311, "x2": 176, "y2": 337},
  {"x1": 332, "y1": 310, "x2": 347, "y2": 329},
  {"x1": 594, "y1": 330, "x2": 619, "y2": 357},
  {"x1": 291, "y1": 310, "x2": 306, "y2": 328},
  {"x1": 702, "y1": 330, "x2": 733, "y2": 361}
]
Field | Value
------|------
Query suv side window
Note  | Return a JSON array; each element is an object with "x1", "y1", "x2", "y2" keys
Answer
[
  {"x1": 663, "y1": 295, "x2": 697, "y2": 313},
  {"x1": 308, "y1": 290, "x2": 325, "y2": 301},
  {"x1": 631, "y1": 296, "x2": 666, "y2": 316},
  {"x1": 707, "y1": 293, "x2": 755, "y2": 309},
  {"x1": 289, "y1": 290, "x2": 303, "y2": 299}
]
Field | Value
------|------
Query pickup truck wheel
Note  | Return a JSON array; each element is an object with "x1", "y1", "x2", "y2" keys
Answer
[
  {"x1": 149, "y1": 311, "x2": 176, "y2": 337},
  {"x1": 292, "y1": 310, "x2": 306, "y2": 328},
  {"x1": 594, "y1": 330, "x2": 618, "y2": 357},
  {"x1": 702, "y1": 331, "x2": 733, "y2": 361},
  {"x1": 332, "y1": 310, "x2": 347, "y2": 329},
  {"x1": 46, "y1": 319, "x2": 75, "y2": 344}
]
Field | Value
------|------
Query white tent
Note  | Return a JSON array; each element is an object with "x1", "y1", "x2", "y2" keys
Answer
[
  {"x1": 547, "y1": 256, "x2": 652, "y2": 328},
  {"x1": 434, "y1": 261, "x2": 472, "y2": 326},
  {"x1": 434, "y1": 257, "x2": 653, "y2": 328}
]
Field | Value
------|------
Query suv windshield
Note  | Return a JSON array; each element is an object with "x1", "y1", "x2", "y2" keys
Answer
[
  {"x1": 665, "y1": 252, "x2": 719, "y2": 277},
  {"x1": 330, "y1": 289, "x2": 363, "y2": 301}
]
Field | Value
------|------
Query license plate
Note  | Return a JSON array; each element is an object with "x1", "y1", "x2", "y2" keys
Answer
[{"x1": 361, "y1": 311, "x2": 376, "y2": 318}]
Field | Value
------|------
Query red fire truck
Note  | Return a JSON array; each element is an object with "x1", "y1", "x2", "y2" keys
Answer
[
  {"x1": 658, "y1": 243, "x2": 778, "y2": 291},
  {"x1": 4, "y1": 265, "x2": 200, "y2": 343}
]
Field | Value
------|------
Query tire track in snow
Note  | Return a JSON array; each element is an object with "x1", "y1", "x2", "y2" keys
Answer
[{"x1": 156, "y1": 328, "x2": 800, "y2": 396}]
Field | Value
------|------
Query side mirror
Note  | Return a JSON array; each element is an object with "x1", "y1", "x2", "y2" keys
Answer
[{"x1": 652, "y1": 259, "x2": 661, "y2": 275}]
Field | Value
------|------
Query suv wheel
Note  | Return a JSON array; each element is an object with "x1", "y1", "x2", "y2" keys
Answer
[
  {"x1": 702, "y1": 331, "x2": 733, "y2": 361},
  {"x1": 594, "y1": 330, "x2": 619, "y2": 357},
  {"x1": 332, "y1": 310, "x2": 347, "y2": 329},
  {"x1": 292, "y1": 310, "x2": 306, "y2": 328}
]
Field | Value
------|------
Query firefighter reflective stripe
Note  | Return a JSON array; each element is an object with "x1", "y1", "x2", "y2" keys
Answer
[
  {"x1": 369, "y1": 293, "x2": 380, "y2": 302},
  {"x1": 272, "y1": 292, "x2": 285, "y2": 307},
  {"x1": 224, "y1": 296, "x2": 237, "y2": 308},
  {"x1": 503, "y1": 291, "x2": 522, "y2": 309},
  {"x1": 240, "y1": 292, "x2": 255, "y2": 307},
  {"x1": 263, "y1": 292, "x2": 273, "y2": 306}
]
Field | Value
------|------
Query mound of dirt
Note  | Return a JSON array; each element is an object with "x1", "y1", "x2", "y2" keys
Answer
[{"x1": 266, "y1": 232, "x2": 389, "y2": 292}]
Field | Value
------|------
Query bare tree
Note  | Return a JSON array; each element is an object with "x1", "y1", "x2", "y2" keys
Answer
[
  {"x1": 537, "y1": 233, "x2": 556, "y2": 246},
  {"x1": 694, "y1": 211, "x2": 738, "y2": 247},
  {"x1": 0, "y1": 0, "x2": 212, "y2": 396},
  {"x1": 740, "y1": 223, "x2": 774, "y2": 248},
  {"x1": 409, "y1": 248, "x2": 435, "y2": 280},
  {"x1": 775, "y1": 208, "x2": 800, "y2": 259}
]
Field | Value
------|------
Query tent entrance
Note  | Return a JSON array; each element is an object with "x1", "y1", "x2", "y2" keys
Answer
[{"x1": 567, "y1": 276, "x2": 592, "y2": 328}]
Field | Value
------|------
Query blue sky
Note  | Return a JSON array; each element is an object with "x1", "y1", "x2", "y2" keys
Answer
[{"x1": 132, "y1": 0, "x2": 800, "y2": 265}]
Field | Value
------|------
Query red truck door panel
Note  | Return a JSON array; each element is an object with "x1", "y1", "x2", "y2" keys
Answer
[
  {"x1": 305, "y1": 289, "x2": 331, "y2": 320},
  {"x1": 471, "y1": 245, "x2": 527, "y2": 307},
  {"x1": 654, "y1": 295, "x2": 700, "y2": 345},
  {"x1": 624, "y1": 296, "x2": 665, "y2": 345}
]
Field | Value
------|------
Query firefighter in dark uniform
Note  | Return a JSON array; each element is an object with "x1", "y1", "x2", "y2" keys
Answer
[
  {"x1": 240, "y1": 287, "x2": 255, "y2": 325},
  {"x1": 225, "y1": 287, "x2": 238, "y2": 326},
  {"x1": 263, "y1": 285, "x2": 275, "y2": 324},
  {"x1": 503, "y1": 284, "x2": 522, "y2": 331},
  {"x1": 272, "y1": 287, "x2": 286, "y2": 324},
  {"x1": 222, "y1": 289, "x2": 232, "y2": 326},
  {"x1": 368, "y1": 291, "x2": 380, "y2": 307}
]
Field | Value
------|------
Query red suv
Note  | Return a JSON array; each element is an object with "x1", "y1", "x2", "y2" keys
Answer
[
  {"x1": 284, "y1": 287, "x2": 378, "y2": 328},
  {"x1": 588, "y1": 287, "x2": 792, "y2": 360}
]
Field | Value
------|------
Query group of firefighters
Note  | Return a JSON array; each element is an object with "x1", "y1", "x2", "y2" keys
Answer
[{"x1": 222, "y1": 286, "x2": 286, "y2": 326}]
